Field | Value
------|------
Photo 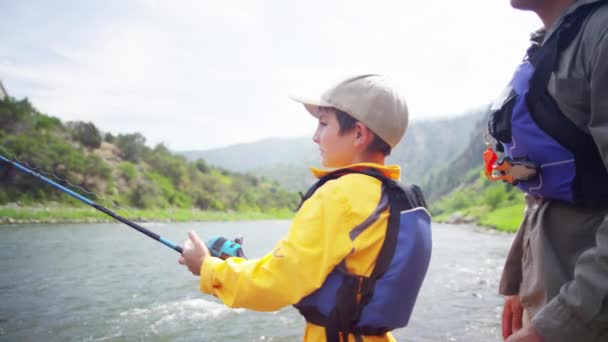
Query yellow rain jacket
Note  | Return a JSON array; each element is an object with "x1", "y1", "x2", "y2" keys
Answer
[{"x1": 200, "y1": 163, "x2": 401, "y2": 341}]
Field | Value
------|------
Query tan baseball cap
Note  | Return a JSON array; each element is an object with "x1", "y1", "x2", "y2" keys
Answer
[{"x1": 289, "y1": 74, "x2": 408, "y2": 148}]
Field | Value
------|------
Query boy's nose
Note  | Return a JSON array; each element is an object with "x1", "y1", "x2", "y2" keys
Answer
[{"x1": 312, "y1": 130, "x2": 320, "y2": 144}]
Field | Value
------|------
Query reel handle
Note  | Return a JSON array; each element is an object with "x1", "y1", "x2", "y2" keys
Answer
[{"x1": 206, "y1": 236, "x2": 246, "y2": 259}]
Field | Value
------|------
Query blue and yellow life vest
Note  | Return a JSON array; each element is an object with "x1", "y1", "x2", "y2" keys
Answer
[{"x1": 293, "y1": 168, "x2": 432, "y2": 342}]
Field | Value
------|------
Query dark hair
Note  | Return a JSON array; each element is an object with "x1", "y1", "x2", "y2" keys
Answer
[{"x1": 333, "y1": 108, "x2": 392, "y2": 156}]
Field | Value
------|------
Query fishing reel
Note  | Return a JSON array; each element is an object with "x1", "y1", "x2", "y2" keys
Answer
[{"x1": 206, "y1": 236, "x2": 247, "y2": 260}]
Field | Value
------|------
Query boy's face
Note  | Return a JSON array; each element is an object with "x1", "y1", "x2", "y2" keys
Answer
[{"x1": 312, "y1": 108, "x2": 357, "y2": 168}]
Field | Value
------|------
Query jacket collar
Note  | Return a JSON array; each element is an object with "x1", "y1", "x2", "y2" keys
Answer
[
  {"x1": 533, "y1": 0, "x2": 603, "y2": 44},
  {"x1": 309, "y1": 163, "x2": 402, "y2": 181}
]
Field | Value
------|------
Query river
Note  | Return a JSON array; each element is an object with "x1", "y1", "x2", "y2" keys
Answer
[{"x1": 0, "y1": 221, "x2": 513, "y2": 341}]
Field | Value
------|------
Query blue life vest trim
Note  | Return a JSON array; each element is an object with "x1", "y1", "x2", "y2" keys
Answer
[
  {"x1": 358, "y1": 208, "x2": 432, "y2": 328},
  {"x1": 498, "y1": 62, "x2": 577, "y2": 202}
]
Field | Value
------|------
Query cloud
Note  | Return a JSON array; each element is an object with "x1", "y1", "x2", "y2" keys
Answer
[{"x1": 0, "y1": 0, "x2": 540, "y2": 150}]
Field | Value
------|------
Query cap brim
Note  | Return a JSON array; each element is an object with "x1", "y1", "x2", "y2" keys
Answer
[{"x1": 289, "y1": 94, "x2": 332, "y2": 118}]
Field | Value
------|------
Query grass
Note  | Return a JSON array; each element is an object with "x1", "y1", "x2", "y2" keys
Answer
[
  {"x1": 433, "y1": 203, "x2": 524, "y2": 233},
  {"x1": 478, "y1": 203, "x2": 525, "y2": 232},
  {"x1": 0, "y1": 205, "x2": 295, "y2": 224},
  {"x1": 432, "y1": 205, "x2": 490, "y2": 222},
  {"x1": 432, "y1": 211, "x2": 452, "y2": 222},
  {"x1": 2, "y1": 202, "x2": 525, "y2": 232}
]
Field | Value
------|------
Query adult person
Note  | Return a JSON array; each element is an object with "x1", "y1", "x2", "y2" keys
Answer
[
  {"x1": 178, "y1": 74, "x2": 432, "y2": 341},
  {"x1": 486, "y1": 0, "x2": 608, "y2": 341}
]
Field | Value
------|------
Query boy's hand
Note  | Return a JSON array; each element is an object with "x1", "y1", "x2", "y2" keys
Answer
[
  {"x1": 502, "y1": 295, "x2": 524, "y2": 339},
  {"x1": 178, "y1": 231, "x2": 210, "y2": 276}
]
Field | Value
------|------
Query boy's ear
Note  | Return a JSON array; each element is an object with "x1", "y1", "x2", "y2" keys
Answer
[{"x1": 353, "y1": 122, "x2": 373, "y2": 147}]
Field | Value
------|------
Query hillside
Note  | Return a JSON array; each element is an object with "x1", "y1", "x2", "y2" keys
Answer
[
  {"x1": 428, "y1": 110, "x2": 527, "y2": 231},
  {"x1": 181, "y1": 107, "x2": 488, "y2": 192},
  {"x1": 182, "y1": 137, "x2": 318, "y2": 172},
  {"x1": 0, "y1": 95, "x2": 524, "y2": 230},
  {"x1": 180, "y1": 103, "x2": 527, "y2": 232},
  {"x1": 421, "y1": 110, "x2": 489, "y2": 201},
  {"x1": 0, "y1": 97, "x2": 300, "y2": 214},
  {"x1": 390, "y1": 106, "x2": 489, "y2": 192}
]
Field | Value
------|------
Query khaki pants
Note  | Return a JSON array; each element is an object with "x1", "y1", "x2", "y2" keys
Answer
[{"x1": 500, "y1": 195, "x2": 608, "y2": 340}]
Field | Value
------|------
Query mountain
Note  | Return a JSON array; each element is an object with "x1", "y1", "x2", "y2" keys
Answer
[
  {"x1": 426, "y1": 110, "x2": 526, "y2": 233},
  {"x1": 0, "y1": 97, "x2": 300, "y2": 212},
  {"x1": 180, "y1": 106, "x2": 489, "y2": 194},
  {"x1": 421, "y1": 112, "x2": 489, "y2": 201},
  {"x1": 182, "y1": 137, "x2": 319, "y2": 172},
  {"x1": 388, "y1": 106, "x2": 489, "y2": 189}
]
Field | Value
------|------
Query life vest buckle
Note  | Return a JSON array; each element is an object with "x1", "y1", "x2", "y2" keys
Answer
[
  {"x1": 484, "y1": 145, "x2": 538, "y2": 184},
  {"x1": 494, "y1": 158, "x2": 538, "y2": 185}
]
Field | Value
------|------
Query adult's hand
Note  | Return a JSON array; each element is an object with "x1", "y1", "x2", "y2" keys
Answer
[
  {"x1": 502, "y1": 295, "x2": 524, "y2": 340},
  {"x1": 178, "y1": 230, "x2": 210, "y2": 276},
  {"x1": 506, "y1": 326, "x2": 545, "y2": 342}
]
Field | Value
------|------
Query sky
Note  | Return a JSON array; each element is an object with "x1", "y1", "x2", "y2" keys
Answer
[{"x1": 0, "y1": 1, "x2": 540, "y2": 151}]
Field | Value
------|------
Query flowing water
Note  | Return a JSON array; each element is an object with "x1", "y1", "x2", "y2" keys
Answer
[{"x1": 0, "y1": 221, "x2": 513, "y2": 341}]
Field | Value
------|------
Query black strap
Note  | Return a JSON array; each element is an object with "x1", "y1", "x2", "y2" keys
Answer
[
  {"x1": 525, "y1": 2, "x2": 600, "y2": 154},
  {"x1": 325, "y1": 274, "x2": 361, "y2": 342},
  {"x1": 357, "y1": 181, "x2": 409, "y2": 324},
  {"x1": 211, "y1": 237, "x2": 226, "y2": 252},
  {"x1": 527, "y1": 2, "x2": 600, "y2": 102},
  {"x1": 297, "y1": 167, "x2": 427, "y2": 211},
  {"x1": 295, "y1": 168, "x2": 370, "y2": 212},
  {"x1": 525, "y1": 1, "x2": 608, "y2": 207}
]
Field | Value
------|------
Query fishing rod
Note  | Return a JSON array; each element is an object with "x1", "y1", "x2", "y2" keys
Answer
[{"x1": 0, "y1": 154, "x2": 183, "y2": 254}]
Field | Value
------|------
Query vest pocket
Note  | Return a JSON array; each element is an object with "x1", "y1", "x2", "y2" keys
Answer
[{"x1": 489, "y1": 86, "x2": 517, "y2": 148}]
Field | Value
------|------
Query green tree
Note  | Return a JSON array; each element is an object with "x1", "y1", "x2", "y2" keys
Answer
[
  {"x1": 195, "y1": 159, "x2": 209, "y2": 173},
  {"x1": 104, "y1": 132, "x2": 116, "y2": 143},
  {"x1": 119, "y1": 162, "x2": 139, "y2": 185},
  {"x1": 0, "y1": 98, "x2": 36, "y2": 133},
  {"x1": 67, "y1": 121, "x2": 102, "y2": 149},
  {"x1": 35, "y1": 115, "x2": 61, "y2": 131},
  {"x1": 145, "y1": 143, "x2": 188, "y2": 187},
  {"x1": 81, "y1": 155, "x2": 112, "y2": 192},
  {"x1": 116, "y1": 133, "x2": 147, "y2": 162}
]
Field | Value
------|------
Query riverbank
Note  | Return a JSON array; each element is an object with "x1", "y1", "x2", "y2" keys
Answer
[
  {"x1": 1, "y1": 203, "x2": 525, "y2": 231},
  {"x1": 433, "y1": 203, "x2": 524, "y2": 233},
  {"x1": 0, "y1": 204, "x2": 295, "y2": 224}
]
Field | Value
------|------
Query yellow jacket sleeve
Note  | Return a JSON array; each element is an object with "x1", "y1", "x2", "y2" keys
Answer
[{"x1": 199, "y1": 180, "x2": 356, "y2": 312}]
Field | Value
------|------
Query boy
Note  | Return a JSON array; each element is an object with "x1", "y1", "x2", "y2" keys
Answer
[{"x1": 179, "y1": 74, "x2": 431, "y2": 341}]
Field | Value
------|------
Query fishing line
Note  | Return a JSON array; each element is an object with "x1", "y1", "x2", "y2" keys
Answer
[{"x1": 0, "y1": 148, "x2": 182, "y2": 254}]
